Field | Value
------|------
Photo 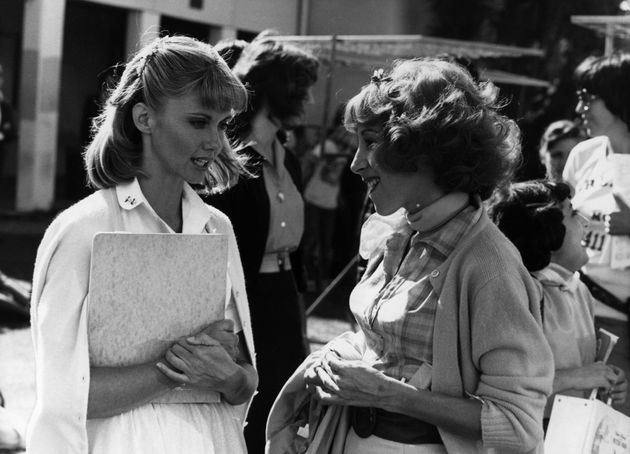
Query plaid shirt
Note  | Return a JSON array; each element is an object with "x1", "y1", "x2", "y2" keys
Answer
[{"x1": 350, "y1": 204, "x2": 480, "y2": 384}]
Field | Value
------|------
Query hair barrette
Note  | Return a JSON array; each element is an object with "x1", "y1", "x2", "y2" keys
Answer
[
  {"x1": 370, "y1": 68, "x2": 392, "y2": 85},
  {"x1": 139, "y1": 44, "x2": 160, "y2": 78}
]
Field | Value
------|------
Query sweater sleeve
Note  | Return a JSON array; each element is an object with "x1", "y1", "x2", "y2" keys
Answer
[
  {"x1": 470, "y1": 274, "x2": 553, "y2": 451},
  {"x1": 27, "y1": 213, "x2": 98, "y2": 454}
]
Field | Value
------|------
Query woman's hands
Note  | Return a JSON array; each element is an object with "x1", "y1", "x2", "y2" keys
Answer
[
  {"x1": 608, "y1": 365, "x2": 628, "y2": 405},
  {"x1": 303, "y1": 350, "x2": 401, "y2": 410},
  {"x1": 554, "y1": 361, "x2": 628, "y2": 405},
  {"x1": 156, "y1": 319, "x2": 257, "y2": 404},
  {"x1": 195, "y1": 319, "x2": 240, "y2": 360},
  {"x1": 158, "y1": 334, "x2": 241, "y2": 393}
]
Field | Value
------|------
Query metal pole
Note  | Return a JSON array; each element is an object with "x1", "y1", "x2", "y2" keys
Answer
[
  {"x1": 306, "y1": 254, "x2": 358, "y2": 317},
  {"x1": 298, "y1": 0, "x2": 310, "y2": 35},
  {"x1": 605, "y1": 23, "x2": 614, "y2": 56},
  {"x1": 317, "y1": 35, "x2": 338, "y2": 152}
]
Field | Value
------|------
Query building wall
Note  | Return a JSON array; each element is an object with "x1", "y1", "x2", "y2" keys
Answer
[
  {"x1": 0, "y1": 0, "x2": 24, "y2": 180},
  {"x1": 302, "y1": 0, "x2": 435, "y2": 129},
  {"x1": 10, "y1": 0, "x2": 438, "y2": 209},
  {"x1": 0, "y1": 0, "x2": 24, "y2": 105},
  {"x1": 306, "y1": 0, "x2": 434, "y2": 35},
  {"x1": 81, "y1": 0, "x2": 299, "y2": 35},
  {"x1": 57, "y1": 1, "x2": 128, "y2": 200}
]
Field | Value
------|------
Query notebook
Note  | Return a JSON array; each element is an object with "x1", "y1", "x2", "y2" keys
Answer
[{"x1": 88, "y1": 232, "x2": 228, "y2": 403}]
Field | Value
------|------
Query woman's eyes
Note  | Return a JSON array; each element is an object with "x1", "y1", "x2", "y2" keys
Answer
[
  {"x1": 367, "y1": 140, "x2": 380, "y2": 150},
  {"x1": 189, "y1": 118, "x2": 230, "y2": 131},
  {"x1": 190, "y1": 119, "x2": 208, "y2": 129}
]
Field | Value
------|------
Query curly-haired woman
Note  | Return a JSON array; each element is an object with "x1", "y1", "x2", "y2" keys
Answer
[{"x1": 267, "y1": 58, "x2": 553, "y2": 453}]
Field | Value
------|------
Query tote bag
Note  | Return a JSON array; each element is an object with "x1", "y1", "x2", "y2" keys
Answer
[{"x1": 544, "y1": 394, "x2": 630, "y2": 453}]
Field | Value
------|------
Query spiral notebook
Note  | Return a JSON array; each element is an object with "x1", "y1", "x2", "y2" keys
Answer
[{"x1": 87, "y1": 232, "x2": 227, "y2": 403}]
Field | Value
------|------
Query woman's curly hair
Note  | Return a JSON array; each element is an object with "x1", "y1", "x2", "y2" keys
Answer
[
  {"x1": 487, "y1": 180, "x2": 571, "y2": 272},
  {"x1": 344, "y1": 58, "x2": 521, "y2": 200}
]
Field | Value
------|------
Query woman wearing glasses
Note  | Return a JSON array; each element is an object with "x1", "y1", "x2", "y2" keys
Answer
[{"x1": 562, "y1": 52, "x2": 630, "y2": 415}]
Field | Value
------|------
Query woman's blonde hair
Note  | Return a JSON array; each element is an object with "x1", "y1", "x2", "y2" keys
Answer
[{"x1": 84, "y1": 35, "x2": 248, "y2": 193}]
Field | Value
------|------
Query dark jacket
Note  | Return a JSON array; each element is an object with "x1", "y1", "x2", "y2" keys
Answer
[{"x1": 204, "y1": 145, "x2": 306, "y2": 292}]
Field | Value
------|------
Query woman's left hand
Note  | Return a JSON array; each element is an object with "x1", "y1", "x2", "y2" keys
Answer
[
  {"x1": 157, "y1": 334, "x2": 241, "y2": 394},
  {"x1": 609, "y1": 365, "x2": 628, "y2": 405},
  {"x1": 305, "y1": 352, "x2": 400, "y2": 408}
]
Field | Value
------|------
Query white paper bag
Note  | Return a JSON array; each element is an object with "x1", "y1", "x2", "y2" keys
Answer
[{"x1": 545, "y1": 394, "x2": 630, "y2": 453}]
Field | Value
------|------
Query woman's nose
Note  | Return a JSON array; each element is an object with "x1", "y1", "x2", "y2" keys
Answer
[
  {"x1": 349, "y1": 148, "x2": 365, "y2": 174},
  {"x1": 204, "y1": 132, "x2": 221, "y2": 153}
]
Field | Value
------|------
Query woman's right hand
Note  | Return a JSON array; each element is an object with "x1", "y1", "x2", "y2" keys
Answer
[
  {"x1": 158, "y1": 334, "x2": 240, "y2": 393},
  {"x1": 303, "y1": 349, "x2": 341, "y2": 394},
  {"x1": 191, "y1": 319, "x2": 239, "y2": 360},
  {"x1": 555, "y1": 362, "x2": 618, "y2": 393}
]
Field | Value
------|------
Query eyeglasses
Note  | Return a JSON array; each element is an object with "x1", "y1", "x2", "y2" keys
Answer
[{"x1": 576, "y1": 88, "x2": 597, "y2": 111}]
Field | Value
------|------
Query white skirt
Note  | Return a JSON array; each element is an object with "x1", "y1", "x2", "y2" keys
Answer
[{"x1": 87, "y1": 402, "x2": 246, "y2": 454}]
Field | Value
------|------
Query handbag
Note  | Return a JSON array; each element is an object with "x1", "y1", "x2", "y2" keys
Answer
[{"x1": 544, "y1": 394, "x2": 630, "y2": 453}]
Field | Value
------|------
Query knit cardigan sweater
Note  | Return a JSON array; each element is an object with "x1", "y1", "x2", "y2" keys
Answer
[{"x1": 327, "y1": 209, "x2": 554, "y2": 453}]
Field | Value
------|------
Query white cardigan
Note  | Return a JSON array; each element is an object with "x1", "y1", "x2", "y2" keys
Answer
[{"x1": 26, "y1": 182, "x2": 256, "y2": 454}]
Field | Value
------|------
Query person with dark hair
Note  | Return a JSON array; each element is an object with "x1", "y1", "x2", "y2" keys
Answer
[
  {"x1": 27, "y1": 35, "x2": 258, "y2": 453},
  {"x1": 538, "y1": 119, "x2": 585, "y2": 181},
  {"x1": 301, "y1": 125, "x2": 354, "y2": 292},
  {"x1": 202, "y1": 38, "x2": 318, "y2": 452},
  {"x1": 488, "y1": 180, "x2": 627, "y2": 427},
  {"x1": 268, "y1": 59, "x2": 553, "y2": 453},
  {"x1": 563, "y1": 53, "x2": 630, "y2": 409},
  {"x1": 214, "y1": 38, "x2": 249, "y2": 69}
]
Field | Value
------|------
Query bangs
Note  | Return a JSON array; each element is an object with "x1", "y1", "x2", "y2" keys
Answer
[
  {"x1": 193, "y1": 67, "x2": 248, "y2": 113},
  {"x1": 344, "y1": 84, "x2": 389, "y2": 132}
]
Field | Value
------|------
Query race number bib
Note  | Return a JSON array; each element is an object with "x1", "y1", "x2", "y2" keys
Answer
[{"x1": 572, "y1": 158, "x2": 615, "y2": 267}]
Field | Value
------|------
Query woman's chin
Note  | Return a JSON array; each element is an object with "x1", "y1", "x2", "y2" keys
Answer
[{"x1": 372, "y1": 203, "x2": 397, "y2": 217}]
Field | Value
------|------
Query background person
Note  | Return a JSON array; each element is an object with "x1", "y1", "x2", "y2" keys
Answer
[
  {"x1": 562, "y1": 53, "x2": 630, "y2": 415},
  {"x1": 214, "y1": 38, "x2": 249, "y2": 69},
  {"x1": 270, "y1": 59, "x2": 553, "y2": 453},
  {"x1": 203, "y1": 38, "x2": 319, "y2": 453},
  {"x1": 27, "y1": 36, "x2": 257, "y2": 454},
  {"x1": 488, "y1": 180, "x2": 628, "y2": 428},
  {"x1": 538, "y1": 119, "x2": 585, "y2": 181},
  {"x1": 301, "y1": 125, "x2": 353, "y2": 292}
]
